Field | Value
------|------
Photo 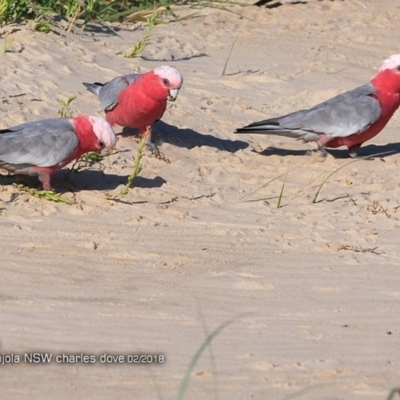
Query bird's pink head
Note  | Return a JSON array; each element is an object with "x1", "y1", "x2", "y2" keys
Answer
[
  {"x1": 152, "y1": 65, "x2": 183, "y2": 101},
  {"x1": 88, "y1": 116, "x2": 116, "y2": 151},
  {"x1": 378, "y1": 54, "x2": 400, "y2": 73},
  {"x1": 373, "y1": 54, "x2": 400, "y2": 93}
]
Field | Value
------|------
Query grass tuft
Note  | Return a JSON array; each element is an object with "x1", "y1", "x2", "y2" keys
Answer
[
  {"x1": 2, "y1": 31, "x2": 13, "y2": 54},
  {"x1": 123, "y1": 9, "x2": 158, "y2": 58},
  {"x1": 0, "y1": 0, "x2": 250, "y2": 34},
  {"x1": 34, "y1": 20, "x2": 52, "y2": 33}
]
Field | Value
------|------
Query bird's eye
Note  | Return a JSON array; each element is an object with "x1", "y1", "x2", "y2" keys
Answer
[
  {"x1": 397, "y1": 65, "x2": 400, "y2": 71},
  {"x1": 99, "y1": 141, "x2": 105, "y2": 148},
  {"x1": 163, "y1": 78, "x2": 170, "y2": 86}
]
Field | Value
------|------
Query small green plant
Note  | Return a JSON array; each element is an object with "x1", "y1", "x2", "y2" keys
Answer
[
  {"x1": 0, "y1": 0, "x2": 144, "y2": 28},
  {"x1": 67, "y1": 150, "x2": 113, "y2": 175},
  {"x1": 2, "y1": 32, "x2": 13, "y2": 54},
  {"x1": 112, "y1": 133, "x2": 147, "y2": 198},
  {"x1": 57, "y1": 95, "x2": 77, "y2": 118},
  {"x1": 64, "y1": 0, "x2": 86, "y2": 32},
  {"x1": 17, "y1": 184, "x2": 74, "y2": 205},
  {"x1": 123, "y1": 10, "x2": 157, "y2": 58},
  {"x1": 0, "y1": 0, "x2": 29, "y2": 26},
  {"x1": 34, "y1": 20, "x2": 52, "y2": 33}
]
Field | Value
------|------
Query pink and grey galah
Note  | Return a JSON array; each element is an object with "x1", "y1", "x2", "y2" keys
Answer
[
  {"x1": 236, "y1": 54, "x2": 400, "y2": 157},
  {"x1": 83, "y1": 65, "x2": 183, "y2": 156},
  {"x1": 0, "y1": 115, "x2": 116, "y2": 190}
]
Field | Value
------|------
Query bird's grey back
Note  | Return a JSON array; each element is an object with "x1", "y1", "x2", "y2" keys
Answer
[
  {"x1": 279, "y1": 84, "x2": 380, "y2": 137},
  {"x1": 96, "y1": 73, "x2": 141, "y2": 111},
  {"x1": 0, "y1": 118, "x2": 79, "y2": 169}
]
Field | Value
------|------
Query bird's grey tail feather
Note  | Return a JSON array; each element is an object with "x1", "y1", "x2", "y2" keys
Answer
[
  {"x1": 235, "y1": 125, "x2": 302, "y2": 139},
  {"x1": 82, "y1": 82, "x2": 103, "y2": 96}
]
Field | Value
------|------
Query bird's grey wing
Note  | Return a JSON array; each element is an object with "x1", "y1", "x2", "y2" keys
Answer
[
  {"x1": 0, "y1": 118, "x2": 79, "y2": 169},
  {"x1": 98, "y1": 73, "x2": 141, "y2": 111},
  {"x1": 123, "y1": 73, "x2": 140, "y2": 84},
  {"x1": 279, "y1": 84, "x2": 381, "y2": 137},
  {"x1": 236, "y1": 84, "x2": 381, "y2": 138}
]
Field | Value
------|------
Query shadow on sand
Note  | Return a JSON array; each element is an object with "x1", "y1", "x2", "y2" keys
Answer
[
  {"x1": 255, "y1": 142, "x2": 400, "y2": 159},
  {"x1": 122, "y1": 121, "x2": 249, "y2": 153},
  {"x1": 0, "y1": 171, "x2": 166, "y2": 193}
]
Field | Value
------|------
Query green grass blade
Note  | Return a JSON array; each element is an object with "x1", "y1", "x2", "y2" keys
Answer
[
  {"x1": 196, "y1": 306, "x2": 219, "y2": 400},
  {"x1": 242, "y1": 159, "x2": 311, "y2": 202},
  {"x1": 222, "y1": 35, "x2": 238, "y2": 76},
  {"x1": 277, "y1": 174, "x2": 286, "y2": 208},
  {"x1": 175, "y1": 316, "x2": 239, "y2": 400},
  {"x1": 241, "y1": 170, "x2": 290, "y2": 201},
  {"x1": 388, "y1": 388, "x2": 400, "y2": 400},
  {"x1": 113, "y1": 134, "x2": 147, "y2": 199},
  {"x1": 312, "y1": 150, "x2": 394, "y2": 203}
]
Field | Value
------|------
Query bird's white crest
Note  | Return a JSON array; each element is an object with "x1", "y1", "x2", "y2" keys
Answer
[
  {"x1": 154, "y1": 65, "x2": 183, "y2": 89},
  {"x1": 378, "y1": 54, "x2": 400, "y2": 72},
  {"x1": 89, "y1": 116, "x2": 116, "y2": 150}
]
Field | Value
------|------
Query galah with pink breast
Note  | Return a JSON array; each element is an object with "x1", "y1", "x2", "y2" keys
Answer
[
  {"x1": 236, "y1": 54, "x2": 400, "y2": 157},
  {"x1": 0, "y1": 115, "x2": 116, "y2": 189}
]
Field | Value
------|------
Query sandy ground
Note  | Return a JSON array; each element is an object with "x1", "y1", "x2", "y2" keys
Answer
[{"x1": 1, "y1": 0, "x2": 400, "y2": 399}]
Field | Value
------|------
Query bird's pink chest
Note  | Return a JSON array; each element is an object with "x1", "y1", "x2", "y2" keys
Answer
[
  {"x1": 107, "y1": 85, "x2": 167, "y2": 128},
  {"x1": 327, "y1": 91, "x2": 400, "y2": 149}
]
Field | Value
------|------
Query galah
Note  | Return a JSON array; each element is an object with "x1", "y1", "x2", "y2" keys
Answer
[
  {"x1": 83, "y1": 65, "x2": 183, "y2": 157},
  {"x1": 0, "y1": 115, "x2": 116, "y2": 190},
  {"x1": 236, "y1": 54, "x2": 400, "y2": 157}
]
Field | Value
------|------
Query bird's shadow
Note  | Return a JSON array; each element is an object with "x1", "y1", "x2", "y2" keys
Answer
[
  {"x1": 140, "y1": 53, "x2": 209, "y2": 62},
  {"x1": 254, "y1": 0, "x2": 308, "y2": 8},
  {"x1": 0, "y1": 170, "x2": 166, "y2": 193},
  {"x1": 122, "y1": 121, "x2": 249, "y2": 153},
  {"x1": 256, "y1": 142, "x2": 400, "y2": 159}
]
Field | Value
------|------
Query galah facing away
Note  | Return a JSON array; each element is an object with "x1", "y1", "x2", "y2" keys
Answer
[
  {"x1": 83, "y1": 65, "x2": 183, "y2": 157},
  {"x1": 0, "y1": 116, "x2": 116, "y2": 190},
  {"x1": 236, "y1": 54, "x2": 400, "y2": 157}
]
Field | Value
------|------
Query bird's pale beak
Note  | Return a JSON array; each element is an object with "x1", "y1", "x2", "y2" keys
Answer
[{"x1": 168, "y1": 89, "x2": 179, "y2": 101}]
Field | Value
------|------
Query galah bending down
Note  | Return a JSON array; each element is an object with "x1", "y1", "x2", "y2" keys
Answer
[
  {"x1": 83, "y1": 65, "x2": 183, "y2": 158},
  {"x1": 0, "y1": 116, "x2": 116, "y2": 190},
  {"x1": 236, "y1": 54, "x2": 400, "y2": 157}
]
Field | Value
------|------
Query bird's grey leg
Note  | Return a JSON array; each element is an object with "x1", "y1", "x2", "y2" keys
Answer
[
  {"x1": 143, "y1": 125, "x2": 160, "y2": 156},
  {"x1": 316, "y1": 143, "x2": 328, "y2": 157},
  {"x1": 38, "y1": 173, "x2": 52, "y2": 190},
  {"x1": 143, "y1": 126, "x2": 170, "y2": 163},
  {"x1": 348, "y1": 144, "x2": 361, "y2": 158}
]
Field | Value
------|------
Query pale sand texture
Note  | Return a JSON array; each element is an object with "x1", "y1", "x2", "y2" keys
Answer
[{"x1": 1, "y1": 0, "x2": 400, "y2": 399}]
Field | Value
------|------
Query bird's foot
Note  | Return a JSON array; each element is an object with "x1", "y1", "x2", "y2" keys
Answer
[
  {"x1": 145, "y1": 139, "x2": 170, "y2": 163},
  {"x1": 348, "y1": 144, "x2": 361, "y2": 159},
  {"x1": 38, "y1": 173, "x2": 52, "y2": 191},
  {"x1": 307, "y1": 145, "x2": 328, "y2": 158},
  {"x1": 317, "y1": 144, "x2": 328, "y2": 157},
  {"x1": 141, "y1": 125, "x2": 170, "y2": 163},
  {"x1": 349, "y1": 151, "x2": 358, "y2": 159}
]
